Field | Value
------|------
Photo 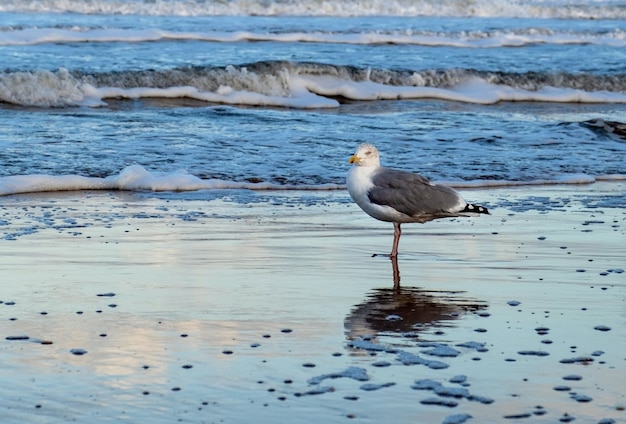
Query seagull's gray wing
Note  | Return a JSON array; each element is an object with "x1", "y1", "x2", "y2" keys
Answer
[{"x1": 368, "y1": 167, "x2": 464, "y2": 218}]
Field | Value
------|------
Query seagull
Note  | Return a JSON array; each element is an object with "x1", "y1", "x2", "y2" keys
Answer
[{"x1": 347, "y1": 143, "x2": 489, "y2": 258}]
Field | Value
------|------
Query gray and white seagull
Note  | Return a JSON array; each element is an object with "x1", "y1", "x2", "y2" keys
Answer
[{"x1": 347, "y1": 143, "x2": 489, "y2": 257}]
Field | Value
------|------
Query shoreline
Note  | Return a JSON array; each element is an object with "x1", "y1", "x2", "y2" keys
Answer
[{"x1": 1, "y1": 182, "x2": 624, "y2": 423}]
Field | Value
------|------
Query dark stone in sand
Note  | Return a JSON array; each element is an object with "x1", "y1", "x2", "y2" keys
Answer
[
  {"x1": 281, "y1": 328, "x2": 293, "y2": 333},
  {"x1": 97, "y1": 292, "x2": 116, "y2": 297},
  {"x1": 70, "y1": 348, "x2": 87, "y2": 355},
  {"x1": 518, "y1": 350, "x2": 550, "y2": 357},
  {"x1": 571, "y1": 394, "x2": 593, "y2": 403},
  {"x1": 554, "y1": 386, "x2": 571, "y2": 391},
  {"x1": 420, "y1": 397, "x2": 458, "y2": 407},
  {"x1": 563, "y1": 374, "x2": 582, "y2": 381},
  {"x1": 302, "y1": 363, "x2": 316, "y2": 368},
  {"x1": 594, "y1": 325, "x2": 611, "y2": 331},
  {"x1": 182, "y1": 364, "x2": 193, "y2": 369},
  {"x1": 507, "y1": 300, "x2": 521, "y2": 306},
  {"x1": 560, "y1": 356, "x2": 594, "y2": 364},
  {"x1": 222, "y1": 350, "x2": 233, "y2": 355},
  {"x1": 6, "y1": 335, "x2": 29, "y2": 341},
  {"x1": 504, "y1": 412, "x2": 533, "y2": 419}
]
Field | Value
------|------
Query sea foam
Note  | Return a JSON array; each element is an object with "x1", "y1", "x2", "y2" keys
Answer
[
  {"x1": 1, "y1": 165, "x2": 624, "y2": 197},
  {"x1": 1, "y1": 0, "x2": 625, "y2": 19},
  {"x1": 0, "y1": 165, "x2": 343, "y2": 196},
  {"x1": 2, "y1": 27, "x2": 626, "y2": 48},
  {"x1": 3, "y1": 64, "x2": 626, "y2": 109}
]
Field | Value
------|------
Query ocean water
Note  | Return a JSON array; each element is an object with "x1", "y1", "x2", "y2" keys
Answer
[{"x1": 1, "y1": 0, "x2": 626, "y2": 196}]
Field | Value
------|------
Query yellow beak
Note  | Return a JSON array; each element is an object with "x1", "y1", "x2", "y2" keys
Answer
[{"x1": 349, "y1": 154, "x2": 360, "y2": 164}]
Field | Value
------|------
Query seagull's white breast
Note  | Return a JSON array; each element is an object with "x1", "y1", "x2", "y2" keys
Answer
[{"x1": 347, "y1": 165, "x2": 406, "y2": 222}]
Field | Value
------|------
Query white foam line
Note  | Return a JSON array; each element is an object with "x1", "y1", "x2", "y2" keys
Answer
[
  {"x1": 1, "y1": 165, "x2": 624, "y2": 197},
  {"x1": 2, "y1": 28, "x2": 626, "y2": 48}
]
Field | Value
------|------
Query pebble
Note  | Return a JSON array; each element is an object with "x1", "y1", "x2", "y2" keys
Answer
[
  {"x1": 70, "y1": 348, "x2": 88, "y2": 356},
  {"x1": 560, "y1": 356, "x2": 594, "y2": 364},
  {"x1": 504, "y1": 413, "x2": 532, "y2": 419},
  {"x1": 6, "y1": 335, "x2": 29, "y2": 341},
  {"x1": 518, "y1": 350, "x2": 550, "y2": 357},
  {"x1": 420, "y1": 397, "x2": 458, "y2": 407},
  {"x1": 571, "y1": 394, "x2": 593, "y2": 403}
]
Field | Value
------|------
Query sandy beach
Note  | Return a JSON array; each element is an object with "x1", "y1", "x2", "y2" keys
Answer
[{"x1": 1, "y1": 182, "x2": 624, "y2": 424}]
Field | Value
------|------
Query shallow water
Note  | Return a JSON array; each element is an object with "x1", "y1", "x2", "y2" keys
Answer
[{"x1": 1, "y1": 183, "x2": 624, "y2": 423}]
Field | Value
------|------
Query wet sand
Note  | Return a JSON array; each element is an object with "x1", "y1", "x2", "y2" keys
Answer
[{"x1": 1, "y1": 183, "x2": 624, "y2": 424}]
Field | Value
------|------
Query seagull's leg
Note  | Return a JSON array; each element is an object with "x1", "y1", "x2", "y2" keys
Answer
[
  {"x1": 391, "y1": 222, "x2": 401, "y2": 258},
  {"x1": 391, "y1": 255, "x2": 401, "y2": 290}
]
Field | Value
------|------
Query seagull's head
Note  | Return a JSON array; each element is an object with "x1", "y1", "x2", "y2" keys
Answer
[{"x1": 349, "y1": 143, "x2": 381, "y2": 167}]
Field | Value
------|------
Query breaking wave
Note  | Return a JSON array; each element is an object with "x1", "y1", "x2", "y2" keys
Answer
[
  {"x1": 1, "y1": 0, "x2": 626, "y2": 19},
  {"x1": 2, "y1": 62, "x2": 626, "y2": 108}
]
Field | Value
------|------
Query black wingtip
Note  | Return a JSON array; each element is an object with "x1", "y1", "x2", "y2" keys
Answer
[{"x1": 462, "y1": 203, "x2": 490, "y2": 215}]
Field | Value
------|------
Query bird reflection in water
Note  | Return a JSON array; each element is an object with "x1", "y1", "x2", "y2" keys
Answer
[{"x1": 345, "y1": 256, "x2": 487, "y2": 342}]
